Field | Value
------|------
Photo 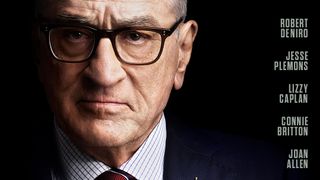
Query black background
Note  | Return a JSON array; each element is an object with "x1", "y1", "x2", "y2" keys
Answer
[
  {"x1": 167, "y1": 2, "x2": 317, "y2": 179},
  {"x1": 1, "y1": 1, "x2": 317, "y2": 179}
]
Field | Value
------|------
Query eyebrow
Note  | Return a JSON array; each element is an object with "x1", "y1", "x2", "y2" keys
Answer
[
  {"x1": 54, "y1": 12, "x2": 161, "y2": 28},
  {"x1": 56, "y1": 13, "x2": 92, "y2": 24},
  {"x1": 115, "y1": 16, "x2": 161, "y2": 28}
]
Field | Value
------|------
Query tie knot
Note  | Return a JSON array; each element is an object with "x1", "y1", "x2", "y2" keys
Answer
[{"x1": 95, "y1": 168, "x2": 137, "y2": 180}]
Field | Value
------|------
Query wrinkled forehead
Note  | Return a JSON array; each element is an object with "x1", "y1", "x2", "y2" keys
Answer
[{"x1": 37, "y1": 0, "x2": 176, "y2": 27}]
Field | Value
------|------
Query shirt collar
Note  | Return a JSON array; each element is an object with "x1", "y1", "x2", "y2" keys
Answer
[{"x1": 56, "y1": 115, "x2": 167, "y2": 180}]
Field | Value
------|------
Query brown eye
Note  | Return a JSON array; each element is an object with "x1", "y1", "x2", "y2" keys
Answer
[
  {"x1": 62, "y1": 29, "x2": 91, "y2": 43},
  {"x1": 68, "y1": 31, "x2": 84, "y2": 40},
  {"x1": 127, "y1": 32, "x2": 142, "y2": 41}
]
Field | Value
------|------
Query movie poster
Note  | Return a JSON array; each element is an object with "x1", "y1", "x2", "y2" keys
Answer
[
  {"x1": 4, "y1": 1, "x2": 316, "y2": 179},
  {"x1": 165, "y1": 2, "x2": 316, "y2": 179}
]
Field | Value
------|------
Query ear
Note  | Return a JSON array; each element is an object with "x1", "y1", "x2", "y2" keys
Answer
[{"x1": 174, "y1": 20, "x2": 198, "y2": 90}]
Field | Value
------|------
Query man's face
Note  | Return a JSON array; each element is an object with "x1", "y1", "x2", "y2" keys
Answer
[{"x1": 36, "y1": 0, "x2": 194, "y2": 150}]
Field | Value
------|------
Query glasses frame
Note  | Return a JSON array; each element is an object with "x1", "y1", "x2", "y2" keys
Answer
[{"x1": 40, "y1": 18, "x2": 183, "y2": 65}]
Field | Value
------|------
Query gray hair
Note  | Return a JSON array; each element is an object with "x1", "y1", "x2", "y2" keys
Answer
[
  {"x1": 169, "y1": 0, "x2": 188, "y2": 20},
  {"x1": 35, "y1": 0, "x2": 188, "y2": 20}
]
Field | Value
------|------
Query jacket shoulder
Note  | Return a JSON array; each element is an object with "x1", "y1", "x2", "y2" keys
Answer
[{"x1": 165, "y1": 122, "x2": 291, "y2": 180}]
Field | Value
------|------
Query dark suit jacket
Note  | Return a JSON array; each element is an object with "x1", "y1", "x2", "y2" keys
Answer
[{"x1": 31, "y1": 118, "x2": 309, "y2": 180}]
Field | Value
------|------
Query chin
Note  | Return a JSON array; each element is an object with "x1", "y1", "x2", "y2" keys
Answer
[
  {"x1": 78, "y1": 121, "x2": 134, "y2": 148},
  {"x1": 84, "y1": 134, "x2": 130, "y2": 148}
]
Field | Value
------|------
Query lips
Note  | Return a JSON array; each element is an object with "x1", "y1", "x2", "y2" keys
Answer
[{"x1": 78, "y1": 98, "x2": 130, "y2": 114}]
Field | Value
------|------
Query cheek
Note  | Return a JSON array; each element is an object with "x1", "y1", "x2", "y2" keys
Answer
[
  {"x1": 136, "y1": 43, "x2": 179, "y2": 111},
  {"x1": 39, "y1": 58, "x2": 87, "y2": 112},
  {"x1": 155, "y1": 40, "x2": 180, "y2": 84}
]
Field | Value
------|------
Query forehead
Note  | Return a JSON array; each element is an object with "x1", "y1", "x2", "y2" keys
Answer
[{"x1": 39, "y1": 0, "x2": 175, "y2": 26}]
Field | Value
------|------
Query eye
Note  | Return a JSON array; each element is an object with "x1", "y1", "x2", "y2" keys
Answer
[
  {"x1": 68, "y1": 31, "x2": 84, "y2": 40},
  {"x1": 59, "y1": 28, "x2": 92, "y2": 43},
  {"x1": 118, "y1": 30, "x2": 157, "y2": 46},
  {"x1": 64, "y1": 30, "x2": 88, "y2": 41},
  {"x1": 126, "y1": 31, "x2": 145, "y2": 41}
]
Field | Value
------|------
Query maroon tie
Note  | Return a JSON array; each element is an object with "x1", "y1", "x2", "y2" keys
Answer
[{"x1": 95, "y1": 168, "x2": 137, "y2": 180}]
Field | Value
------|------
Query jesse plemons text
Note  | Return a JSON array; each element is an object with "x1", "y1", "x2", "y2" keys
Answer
[{"x1": 274, "y1": 51, "x2": 308, "y2": 71}]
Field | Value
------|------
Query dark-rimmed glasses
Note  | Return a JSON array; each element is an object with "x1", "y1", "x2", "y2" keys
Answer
[{"x1": 40, "y1": 18, "x2": 183, "y2": 65}]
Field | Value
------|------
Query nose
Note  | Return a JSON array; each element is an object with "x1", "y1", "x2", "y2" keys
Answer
[{"x1": 84, "y1": 38, "x2": 126, "y2": 87}]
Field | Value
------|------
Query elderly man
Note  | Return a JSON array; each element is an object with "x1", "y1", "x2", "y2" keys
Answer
[{"x1": 31, "y1": 0, "x2": 303, "y2": 179}]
